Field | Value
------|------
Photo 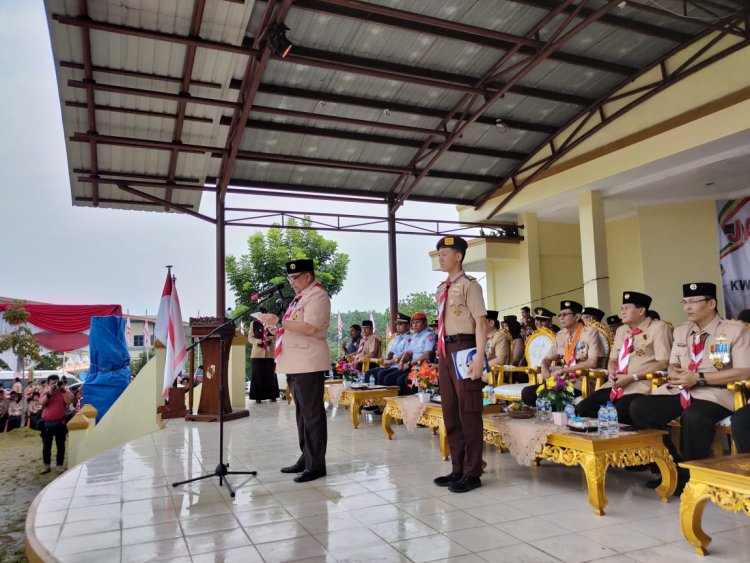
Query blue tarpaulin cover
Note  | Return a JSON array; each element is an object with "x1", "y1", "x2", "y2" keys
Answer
[{"x1": 81, "y1": 316, "x2": 131, "y2": 422}]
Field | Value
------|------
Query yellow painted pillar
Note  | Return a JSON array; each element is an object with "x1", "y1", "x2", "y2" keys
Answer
[
  {"x1": 229, "y1": 336, "x2": 248, "y2": 410},
  {"x1": 578, "y1": 191, "x2": 611, "y2": 308},
  {"x1": 522, "y1": 212, "x2": 543, "y2": 305}
]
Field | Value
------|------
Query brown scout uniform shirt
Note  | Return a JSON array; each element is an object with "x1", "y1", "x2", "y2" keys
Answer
[
  {"x1": 485, "y1": 329, "x2": 510, "y2": 365},
  {"x1": 248, "y1": 333, "x2": 275, "y2": 359},
  {"x1": 603, "y1": 318, "x2": 673, "y2": 396},
  {"x1": 545, "y1": 323, "x2": 605, "y2": 390},
  {"x1": 436, "y1": 273, "x2": 487, "y2": 336},
  {"x1": 355, "y1": 335, "x2": 382, "y2": 360},
  {"x1": 652, "y1": 315, "x2": 750, "y2": 411}
]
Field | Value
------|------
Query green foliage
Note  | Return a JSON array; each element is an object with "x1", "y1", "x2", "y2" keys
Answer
[
  {"x1": 35, "y1": 352, "x2": 63, "y2": 371},
  {"x1": 0, "y1": 358, "x2": 9, "y2": 370},
  {"x1": 130, "y1": 347, "x2": 155, "y2": 376},
  {"x1": 0, "y1": 305, "x2": 41, "y2": 372},
  {"x1": 388, "y1": 291, "x2": 438, "y2": 321},
  {"x1": 226, "y1": 217, "x2": 350, "y2": 312}
]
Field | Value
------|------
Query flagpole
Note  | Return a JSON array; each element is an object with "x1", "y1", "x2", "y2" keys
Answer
[{"x1": 145, "y1": 308, "x2": 149, "y2": 362}]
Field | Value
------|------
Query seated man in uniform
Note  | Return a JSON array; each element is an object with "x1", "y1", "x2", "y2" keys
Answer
[
  {"x1": 381, "y1": 312, "x2": 435, "y2": 394},
  {"x1": 353, "y1": 319, "x2": 381, "y2": 370},
  {"x1": 534, "y1": 307, "x2": 555, "y2": 331},
  {"x1": 522, "y1": 301, "x2": 603, "y2": 407},
  {"x1": 582, "y1": 307, "x2": 605, "y2": 325},
  {"x1": 485, "y1": 311, "x2": 510, "y2": 373},
  {"x1": 365, "y1": 313, "x2": 411, "y2": 383},
  {"x1": 576, "y1": 292, "x2": 672, "y2": 424},
  {"x1": 630, "y1": 282, "x2": 750, "y2": 493},
  {"x1": 429, "y1": 319, "x2": 439, "y2": 332},
  {"x1": 341, "y1": 324, "x2": 362, "y2": 357},
  {"x1": 607, "y1": 314, "x2": 623, "y2": 336}
]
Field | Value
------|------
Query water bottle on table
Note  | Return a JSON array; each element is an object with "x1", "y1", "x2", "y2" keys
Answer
[
  {"x1": 369, "y1": 374, "x2": 375, "y2": 387},
  {"x1": 564, "y1": 402, "x2": 575, "y2": 421},
  {"x1": 606, "y1": 401, "x2": 619, "y2": 437},
  {"x1": 597, "y1": 404, "x2": 609, "y2": 437}
]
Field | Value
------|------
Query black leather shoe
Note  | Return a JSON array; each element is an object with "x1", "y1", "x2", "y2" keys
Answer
[
  {"x1": 293, "y1": 469, "x2": 326, "y2": 483},
  {"x1": 433, "y1": 472, "x2": 463, "y2": 487},
  {"x1": 449, "y1": 475, "x2": 481, "y2": 493},
  {"x1": 280, "y1": 463, "x2": 305, "y2": 474}
]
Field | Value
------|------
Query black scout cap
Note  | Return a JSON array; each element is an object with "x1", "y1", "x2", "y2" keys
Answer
[
  {"x1": 534, "y1": 307, "x2": 555, "y2": 320},
  {"x1": 622, "y1": 291, "x2": 652, "y2": 309},
  {"x1": 582, "y1": 307, "x2": 605, "y2": 322},
  {"x1": 606, "y1": 315, "x2": 621, "y2": 325},
  {"x1": 503, "y1": 315, "x2": 517, "y2": 323},
  {"x1": 559, "y1": 300, "x2": 583, "y2": 315},
  {"x1": 362, "y1": 320, "x2": 373, "y2": 328},
  {"x1": 436, "y1": 235, "x2": 468, "y2": 253},
  {"x1": 286, "y1": 259, "x2": 314, "y2": 274},
  {"x1": 486, "y1": 310, "x2": 499, "y2": 321},
  {"x1": 683, "y1": 282, "x2": 717, "y2": 299}
]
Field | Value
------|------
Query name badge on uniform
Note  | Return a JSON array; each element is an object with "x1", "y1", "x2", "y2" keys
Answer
[{"x1": 709, "y1": 335, "x2": 731, "y2": 370}]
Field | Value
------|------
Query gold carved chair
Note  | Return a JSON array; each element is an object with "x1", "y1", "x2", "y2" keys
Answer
[{"x1": 491, "y1": 327, "x2": 556, "y2": 402}]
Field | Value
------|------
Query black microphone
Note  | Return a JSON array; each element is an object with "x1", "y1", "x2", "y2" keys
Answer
[{"x1": 251, "y1": 282, "x2": 285, "y2": 301}]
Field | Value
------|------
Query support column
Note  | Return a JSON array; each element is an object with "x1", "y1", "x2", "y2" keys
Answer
[
  {"x1": 522, "y1": 212, "x2": 543, "y2": 306},
  {"x1": 578, "y1": 191, "x2": 610, "y2": 308},
  {"x1": 387, "y1": 195, "x2": 399, "y2": 330},
  {"x1": 216, "y1": 189, "x2": 226, "y2": 316}
]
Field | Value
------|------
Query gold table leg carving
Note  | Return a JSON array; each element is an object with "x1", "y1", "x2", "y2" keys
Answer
[
  {"x1": 652, "y1": 447, "x2": 677, "y2": 502},
  {"x1": 351, "y1": 398, "x2": 361, "y2": 429},
  {"x1": 382, "y1": 404, "x2": 395, "y2": 439},
  {"x1": 580, "y1": 453, "x2": 609, "y2": 516},
  {"x1": 680, "y1": 481, "x2": 712, "y2": 555}
]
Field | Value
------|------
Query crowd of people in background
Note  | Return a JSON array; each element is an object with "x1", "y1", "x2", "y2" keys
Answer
[{"x1": 0, "y1": 375, "x2": 82, "y2": 433}]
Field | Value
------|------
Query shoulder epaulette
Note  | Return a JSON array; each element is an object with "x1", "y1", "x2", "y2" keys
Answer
[{"x1": 465, "y1": 274, "x2": 476, "y2": 281}]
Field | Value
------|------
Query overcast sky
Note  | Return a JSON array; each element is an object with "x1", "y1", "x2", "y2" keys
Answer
[{"x1": 1, "y1": 1, "x2": 484, "y2": 319}]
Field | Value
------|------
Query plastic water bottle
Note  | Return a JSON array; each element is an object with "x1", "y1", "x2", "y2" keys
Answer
[
  {"x1": 564, "y1": 402, "x2": 575, "y2": 421},
  {"x1": 486, "y1": 385, "x2": 495, "y2": 405},
  {"x1": 535, "y1": 397, "x2": 544, "y2": 419},
  {"x1": 369, "y1": 374, "x2": 375, "y2": 387},
  {"x1": 606, "y1": 401, "x2": 619, "y2": 437},
  {"x1": 598, "y1": 404, "x2": 609, "y2": 437}
]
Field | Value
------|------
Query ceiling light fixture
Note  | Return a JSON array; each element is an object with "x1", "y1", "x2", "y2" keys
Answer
[
  {"x1": 495, "y1": 118, "x2": 508, "y2": 133},
  {"x1": 268, "y1": 23, "x2": 293, "y2": 58}
]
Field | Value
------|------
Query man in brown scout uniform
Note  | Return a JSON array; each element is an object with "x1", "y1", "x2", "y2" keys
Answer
[
  {"x1": 353, "y1": 319, "x2": 381, "y2": 369},
  {"x1": 485, "y1": 310, "x2": 510, "y2": 370},
  {"x1": 582, "y1": 307, "x2": 605, "y2": 325},
  {"x1": 521, "y1": 300, "x2": 604, "y2": 407},
  {"x1": 606, "y1": 314, "x2": 623, "y2": 336},
  {"x1": 433, "y1": 235, "x2": 488, "y2": 493},
  {"x1": 576, "y1": 292, "x2": 672, "y2": 424},
  {"x1": 630, "y1": 282, "x2": 750, "y2": 491},
  {"x1": 258, "y1": 259, "x2": 331, "y2": 483}
]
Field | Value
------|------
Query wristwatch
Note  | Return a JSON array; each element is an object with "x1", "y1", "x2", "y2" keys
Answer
[
  {"x1": 631, "y1": 373, "x2": 639, "y2": 382},
  {"x1": 697, "y1": 371, "x2": 707, "y2": 387}
]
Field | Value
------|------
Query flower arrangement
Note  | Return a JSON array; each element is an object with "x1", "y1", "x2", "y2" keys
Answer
[
  {"x1": 335, "y1": 360, "x2": 361, "y2": 382},
  {"x1": 408, "y1": 362, "x2": 439, "y2": 393},
  {"x1": 536, "y1": 370, "x2": 576, "y2": 412}
]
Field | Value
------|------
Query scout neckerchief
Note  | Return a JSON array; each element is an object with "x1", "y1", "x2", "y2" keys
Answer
[
  {"x1": 610, "y1": 320, "x2": 651, "y2": 401},
  {"x1": 563, "y1": 322, "x2": 585, "y2": 367},
  {"x1": 355, "y1": 334, "x2": 369, "y2": 359},
  {"x1": 681, "y1": 331, "x2": 708, "y2": 409},
  {"x1": 437, "y1": 273, "x2": 464, "y2": 358},
  {"x1": 274, "y1": 283, "x2": 323, "y2": 359}
]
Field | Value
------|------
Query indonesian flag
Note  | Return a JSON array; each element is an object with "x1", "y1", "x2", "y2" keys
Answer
[
  {"x1": 125, "y1": 310, "x2": 133, "y2": 346},
  {"x1": 386, "y1": 323, "x2": 392, "y2": 341},
  {"x1": 154, "y1": 272, "x2": 187, "y2": 398},
  {"x1": 143, "y1": 319, "x2": 151, "y2": 349},
  {"x1": 337, "y1": 311, "x2": 343, "y2": 341},
  {"x1": 369, "y1": 312, "x2": 376, "y2": 333}
]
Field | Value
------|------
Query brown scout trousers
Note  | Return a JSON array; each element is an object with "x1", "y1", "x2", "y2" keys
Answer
[
  {"x1": 438, "y1": 340, "x2": 485, "y2": 478},
  {"x1": 287, "y1": 371, "x2": 328, "y2": 473}
]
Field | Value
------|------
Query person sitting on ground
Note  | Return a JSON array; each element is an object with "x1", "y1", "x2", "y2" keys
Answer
[
  {"x1": 521, "y1": 300, "x2": 604, "y2": 407},
  {"x1": 576, "y1": 291, "x2": 672, "y2": 424},
  {"x1": 485, "y1": 311, "x2": 510, "y2": 372},
  {"x1": 341, "y1": 324, "x2": 362, "y2": 357},
  {"x1": 39, "y1": 374, "x2": 73, "y2": 474},
  {"x1": 365, "y1": 313, "x2": 411, "y2": 383},
  {"x1": 629, "y1": 282, "x2": 750, "y2": 494},
  {"x1": 505, "y1": 317, "x2": 525, "y2": 369}
]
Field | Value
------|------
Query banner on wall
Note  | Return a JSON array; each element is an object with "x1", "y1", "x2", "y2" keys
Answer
[{"x1": 717, "y1": 197, "x2": 750, "y2": 318}]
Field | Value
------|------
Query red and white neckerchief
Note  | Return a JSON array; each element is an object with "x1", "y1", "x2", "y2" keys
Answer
[
  {"x1": 610, "y1": 322, "x2": 649, "y2": 401},
  {"x1": 681, "y1": 331, "x2": 707, "y2": 409},
  {"x1": 274, "y1": 283, "x2": 323, "y2": 359},
  {"x1": 437, "y1": 273, "x2": 464, "y2": 358},
  {"x1": 355, "y1": 336, "x2": 368, "y2": 359}
]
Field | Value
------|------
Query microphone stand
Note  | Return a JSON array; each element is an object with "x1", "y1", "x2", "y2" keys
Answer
[{"x1": 172, "y1": 306, "x2": 258, "y2": 498}]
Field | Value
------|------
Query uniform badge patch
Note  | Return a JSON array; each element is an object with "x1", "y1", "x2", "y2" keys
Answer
[
  {"x1": 428, "y1": 335, "x2": 434, "y2": 342},
  {"x1": 636, "y1": 349, "x2": 645, "y2": 357},
  {"x1": 714, "y1": 361, "x2": 724, "y2": 370}
]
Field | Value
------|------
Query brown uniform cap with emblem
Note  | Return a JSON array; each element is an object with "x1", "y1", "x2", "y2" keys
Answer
[
  {"x1": 622, "y1": 291, "x2": 652, "y2": 309},
  {"x1": 286, "y1": 259, "x2": 314, "y2": 274},
  {"x1": 559, "y1": 300, "x2": 583, "y2": 315},
  {"x1": 436, "y1": 235, "x2": 469, "y2": 254}
]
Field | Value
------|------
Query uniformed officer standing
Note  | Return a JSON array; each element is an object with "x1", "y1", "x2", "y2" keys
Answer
[
  {"x1": 433, "y1": 236, "x2": 488, "y2": 493},
  {"x1": 485, "y1": 311, "x2": 510, "y2": 368},
  {"x1": 258, "y1": 259, "x2": 331, "y2": 483},
  {"x1": 576, "y1": 292, "x2": 672, "y2": 423},
  {"x1": 630, "y1": 282, "x2": 750, "y2": 491},
  {"x1": 521, "y1": 301, "x2": 603, "y2": 407}
]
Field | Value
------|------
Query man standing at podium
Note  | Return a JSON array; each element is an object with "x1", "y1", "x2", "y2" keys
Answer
[{"x1": 258, "y1": 259, "x2": 331, "y2": 483}]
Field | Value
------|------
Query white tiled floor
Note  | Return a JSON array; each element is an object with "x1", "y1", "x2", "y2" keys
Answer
[{"x1": 28, "y1": 399, "x2": 750, "y2": 562}]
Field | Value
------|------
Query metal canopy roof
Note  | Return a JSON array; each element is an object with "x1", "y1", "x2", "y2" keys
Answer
[{"x1": 44, "y1": 0, "x2": 750, "y2": 217}]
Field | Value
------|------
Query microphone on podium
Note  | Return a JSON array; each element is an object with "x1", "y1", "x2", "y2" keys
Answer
[{"x1": 251, "y1": 282, "x2": 286, "y2": 301}]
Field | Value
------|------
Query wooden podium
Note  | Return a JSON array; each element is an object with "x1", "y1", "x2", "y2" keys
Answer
[{"x1": 186, "y1": 317, "x2": 249, "y2": 422}]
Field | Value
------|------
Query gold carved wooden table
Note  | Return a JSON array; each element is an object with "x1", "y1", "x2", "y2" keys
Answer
[
  {"x1": 679, "y1": 454, "x2": 750, "y2": 555},
  {"x1": 482, "y1": 417, "x2": 676, "y2": 516},
  {"x1": 381, "y1": 397, "x2": 502, "y2": 460},
  {"x1": 334, "y1": 387, "x2": 399, "y2": 429}
]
